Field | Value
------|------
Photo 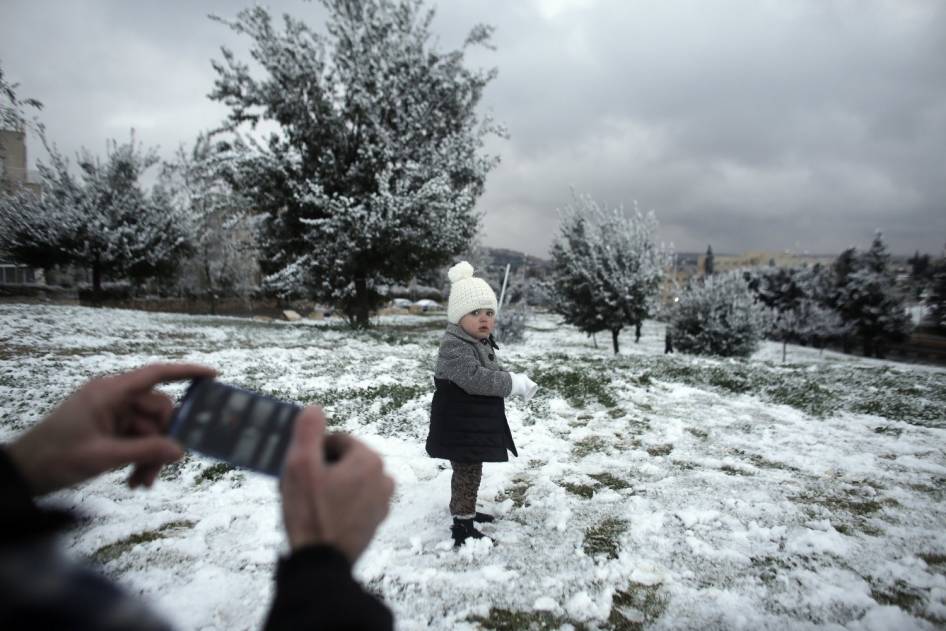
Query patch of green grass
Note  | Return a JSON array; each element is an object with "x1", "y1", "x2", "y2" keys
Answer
[
  {"x1": 767, "y1": 379, "x2": 838, "y2": 418},
  {"x1": 621, "y1": 356, "x2": 946, "y2": 428},
  {"x1": 746, "y1": 453, "x2": 800, "y2": 472},
  {"x1": 533, "y1": 365, "x2": 617, "y2": 408},
  {"x1": 646, "y1": 444, "x2": 673, "y2": 457},
  {"x1": 589, "y1": 472, "x2": 632, "y2": 490},
  {"x1": 720, "y1": 464, "x2": 753, "y2": 476},
  {"x1": 706, "y1": 365, "x2": 754, "y2": 393},
  {"x1": 159, "y1": 454, "x2": 192, "y2": 481},
  {"x1": 751, "y1": 555, "x2": 797, "y2": 585},
  {"x1": 583, "y1": 517, "x2": 628, "y2": 559},
  {"x1": 468, "y1": 607, "x2": 585, "y2": 630},
  {"x1": 573, "y1": 436, "x2": 611, "y2": 458},
  {"x1": 632, "y1": 372, "x2": 654, "y2": 387},
  {"x1": 919, "y1": 553, "x2": 946, "y2": 573},
  {"x1": 92, "y1": 520, "x2": 195, "y2": 564},
  {"x1": 195, "y1": 462, "x2": 235, "y2": 484},
  {"x1": 608, "y1": 582, "x2": 668, "y2": 630},
  {"x1": 791, "y1": 489, "x2": 898, "y2": 536},
  {"x1": 624, "y1": 416, "x2": 652, "y2": 436},
  {"x1": 870, "y1": 582, "x2": 924, "y2": 611},
  {"x1": 315, "y1": 382, "x2": 428, "y2": 435},
  {"x1": 561, "y1": 481, "x2": 596, "y2": 498},
  {"x1": 496, "y1": 476, "x2": 532, "y2": 508}
]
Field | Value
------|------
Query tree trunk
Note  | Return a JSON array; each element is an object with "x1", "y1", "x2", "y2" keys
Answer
[
  {"x1": 352, "y1": 276, "x2": 371, "y2": 329},
  {"x1": 91, "y1": 262, "x2": 103, "y2": 306},
  {"x1": 203, "y1": 255, "x2": 217, "y2": 316},
  {"x1": 782, "y1": 340, "x2": 787, "y2": 364},
  {"x1": 611, "y1": 328, "x2": 620, "y2": 354},
  {"x1": 92, "y1": 264, "x2": 102, "y2": 293},
  {"x1": 635, "y1": 321, "x2": 642, "y2": 343}
]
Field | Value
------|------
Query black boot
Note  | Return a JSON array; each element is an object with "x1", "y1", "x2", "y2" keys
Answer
[
  {"x1": 451, "y1": 517, "x2": 487, "y2": 547},
  {"x1": 473, "y1": 512, "x2": 495, "y2": 523}
]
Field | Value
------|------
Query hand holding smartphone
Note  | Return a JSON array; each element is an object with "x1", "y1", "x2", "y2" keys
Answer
[{"x1": 170, "y1": 379, "x2": 300, "y2": 477}]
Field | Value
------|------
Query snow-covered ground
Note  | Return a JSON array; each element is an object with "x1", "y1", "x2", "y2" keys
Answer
[{"x1": 1, "y1": 304, "x2": 945, "y2": 630}]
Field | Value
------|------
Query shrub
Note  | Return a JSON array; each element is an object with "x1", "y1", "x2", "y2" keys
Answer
[{"x1": 670, "y1": 271, "x2": 771, "y2": 357}]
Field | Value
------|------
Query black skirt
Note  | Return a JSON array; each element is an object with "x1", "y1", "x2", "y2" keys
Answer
[{"x1": 426, "y1": 378, "x2": 518, "y2": 463}]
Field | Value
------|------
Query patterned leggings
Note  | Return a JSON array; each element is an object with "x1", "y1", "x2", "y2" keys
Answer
[{"x1": 449, "y1": 461, "x2": 483, "y2": 518}]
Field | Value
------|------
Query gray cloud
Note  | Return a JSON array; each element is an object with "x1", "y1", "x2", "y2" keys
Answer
[{"x1": 3, "y1": 0, "x2": 944, "y2": 258}]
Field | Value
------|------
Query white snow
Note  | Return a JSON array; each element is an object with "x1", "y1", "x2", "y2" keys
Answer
[{"x1": 1, "y1": 304, "x2": 945, "y2": 630}]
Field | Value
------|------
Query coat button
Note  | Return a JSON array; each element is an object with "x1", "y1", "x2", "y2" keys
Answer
[{"x1": 488, "y1": 354, "x2": 495, "y2": 361}]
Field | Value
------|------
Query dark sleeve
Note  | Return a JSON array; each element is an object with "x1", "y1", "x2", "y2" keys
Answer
[
  {"x1": 264, "y1": 545, "x2": 393, "y2": 631},
  {"x1": 1, "y1": 447, "x2": 173, "y2": 631},
  {"x1": 0, "y1": 446, "x2": 73, "y2": 542}
]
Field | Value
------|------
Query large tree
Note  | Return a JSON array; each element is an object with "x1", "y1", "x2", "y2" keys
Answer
[
  {"x1": 209, "y1": 0, "x2": 501, "y2": 326},
  {"x1": 549, "y1": 192, "x2": 668, "y2": 354},
  {"x1": 0, "y1": 134, "x2": 190, "y2": 293}
]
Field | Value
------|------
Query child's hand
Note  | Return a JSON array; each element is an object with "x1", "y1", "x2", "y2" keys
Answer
[{"x1": 509, "y1": 373, "x2": 539, "y2": 403}]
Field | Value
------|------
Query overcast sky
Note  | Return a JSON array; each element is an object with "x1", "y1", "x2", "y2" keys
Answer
[{"x1": 2, "y1": 0, "x2": 944, "y2": 258}]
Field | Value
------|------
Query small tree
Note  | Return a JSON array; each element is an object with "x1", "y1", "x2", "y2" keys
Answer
[
  {"x1": 670, "y1": 270, "x2": 771, "y2": 358},
  {"x1": 209, "y1": 0, "x2": 501, "y2": 327},
  {"x1": 0, "y1": 134, "x2": 190, "y2": 294},
  {"x1": 928, "y1": 253, "x2": 946, "y2": 333},
  {"x1": 746, "y1": 264, "x2": 847, "y2": 362},
  {"x1": 549, "y1": 192, "x2": 668, "y2": 354}
]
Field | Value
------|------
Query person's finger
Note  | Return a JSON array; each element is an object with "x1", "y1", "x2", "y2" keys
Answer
[
  {"x1": 131, "y1": 391, "x2": 174, "y2": 424},
  {"x1": 110, "y1": 363, "x2": 217, "y2": 399},
  {"x1": 127, "y1": 392, "x2": 176, "y2": 435},
  {"x1": 128, "y1": 463, "x2": 163, "y2": 489},
  {"x1": 86, "y1": 435, "x2": 184, "y2": 473}
]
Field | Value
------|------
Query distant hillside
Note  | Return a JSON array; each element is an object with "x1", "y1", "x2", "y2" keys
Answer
[{"x1": 481, "y1": 247, "x2": 552, "y2": 279}]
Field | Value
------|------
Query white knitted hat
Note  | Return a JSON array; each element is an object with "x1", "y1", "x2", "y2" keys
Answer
[{"x1": 447, "y1": 261, "x2": 497, "y2": 324}]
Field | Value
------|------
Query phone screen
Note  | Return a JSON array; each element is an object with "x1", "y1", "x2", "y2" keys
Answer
[{"x1": 170, "y1": 379, "x2": 299, "y2": 477}]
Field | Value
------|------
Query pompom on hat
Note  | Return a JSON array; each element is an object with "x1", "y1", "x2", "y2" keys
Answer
[{"x1": 447, "y1": 261, "x2": 498, "y2": 324}]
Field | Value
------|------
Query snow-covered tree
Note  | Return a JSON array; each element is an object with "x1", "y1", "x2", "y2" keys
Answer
[
  {"x1": 549, "y1": 192, "x2": 669, "y2": 354},
  {"x1": 745, "y1": 264, "x2": 846, "y2": 362},
  {"x1": 0, "y1": 134, "x2": 190, "y2": 293},
  {"x1": 670, "y1": 270, "x2": 771, "y2": 358},
  {"x1": 159, "y1": 136, "x2": 260, "y2": 312},
  {"x1": 831, "y1": 232, "x2": 911, "y2": 358},
  {"x1": 209, "y1": 0, "x2": 501, "y2": 327}
]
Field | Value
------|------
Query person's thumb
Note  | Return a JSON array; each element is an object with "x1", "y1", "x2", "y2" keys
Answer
[
  {"x1": 283, "y1": 407, "x2": 328, "y2": 478},
  {"x1": 89, "y1": 436, "x2": 184, "y2": 472}
]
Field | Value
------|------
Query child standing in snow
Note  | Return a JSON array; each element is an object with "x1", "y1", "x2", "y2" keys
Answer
[{"x1": 426, "y1": 261, "x2": 538, "y2": 547}]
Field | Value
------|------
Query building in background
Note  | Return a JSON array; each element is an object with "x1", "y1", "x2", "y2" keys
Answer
[{"x1": 0, "y1": 128, "x2": 43, "y2": 285}]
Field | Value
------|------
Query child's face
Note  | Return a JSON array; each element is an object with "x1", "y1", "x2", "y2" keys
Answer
[{"x1": 459, "y1": 308, "x2": 496, "y2": 340}]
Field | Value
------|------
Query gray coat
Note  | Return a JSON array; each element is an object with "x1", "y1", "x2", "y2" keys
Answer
[
  {"x1": 426, "y1": 323, "x2": 518, "y2": 462},
  {"x1": 434, "y1": 324, "x2": 512, "y2": 397}
]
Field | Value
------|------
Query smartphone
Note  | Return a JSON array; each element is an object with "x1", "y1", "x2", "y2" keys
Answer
[{"x1": 169, "y1": 379, "x2": 300, "y2": 477}]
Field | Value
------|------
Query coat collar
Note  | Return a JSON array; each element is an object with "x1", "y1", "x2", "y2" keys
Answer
[{"x1": 446, "y1": 323, "x2": 500, "y2": 349}]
